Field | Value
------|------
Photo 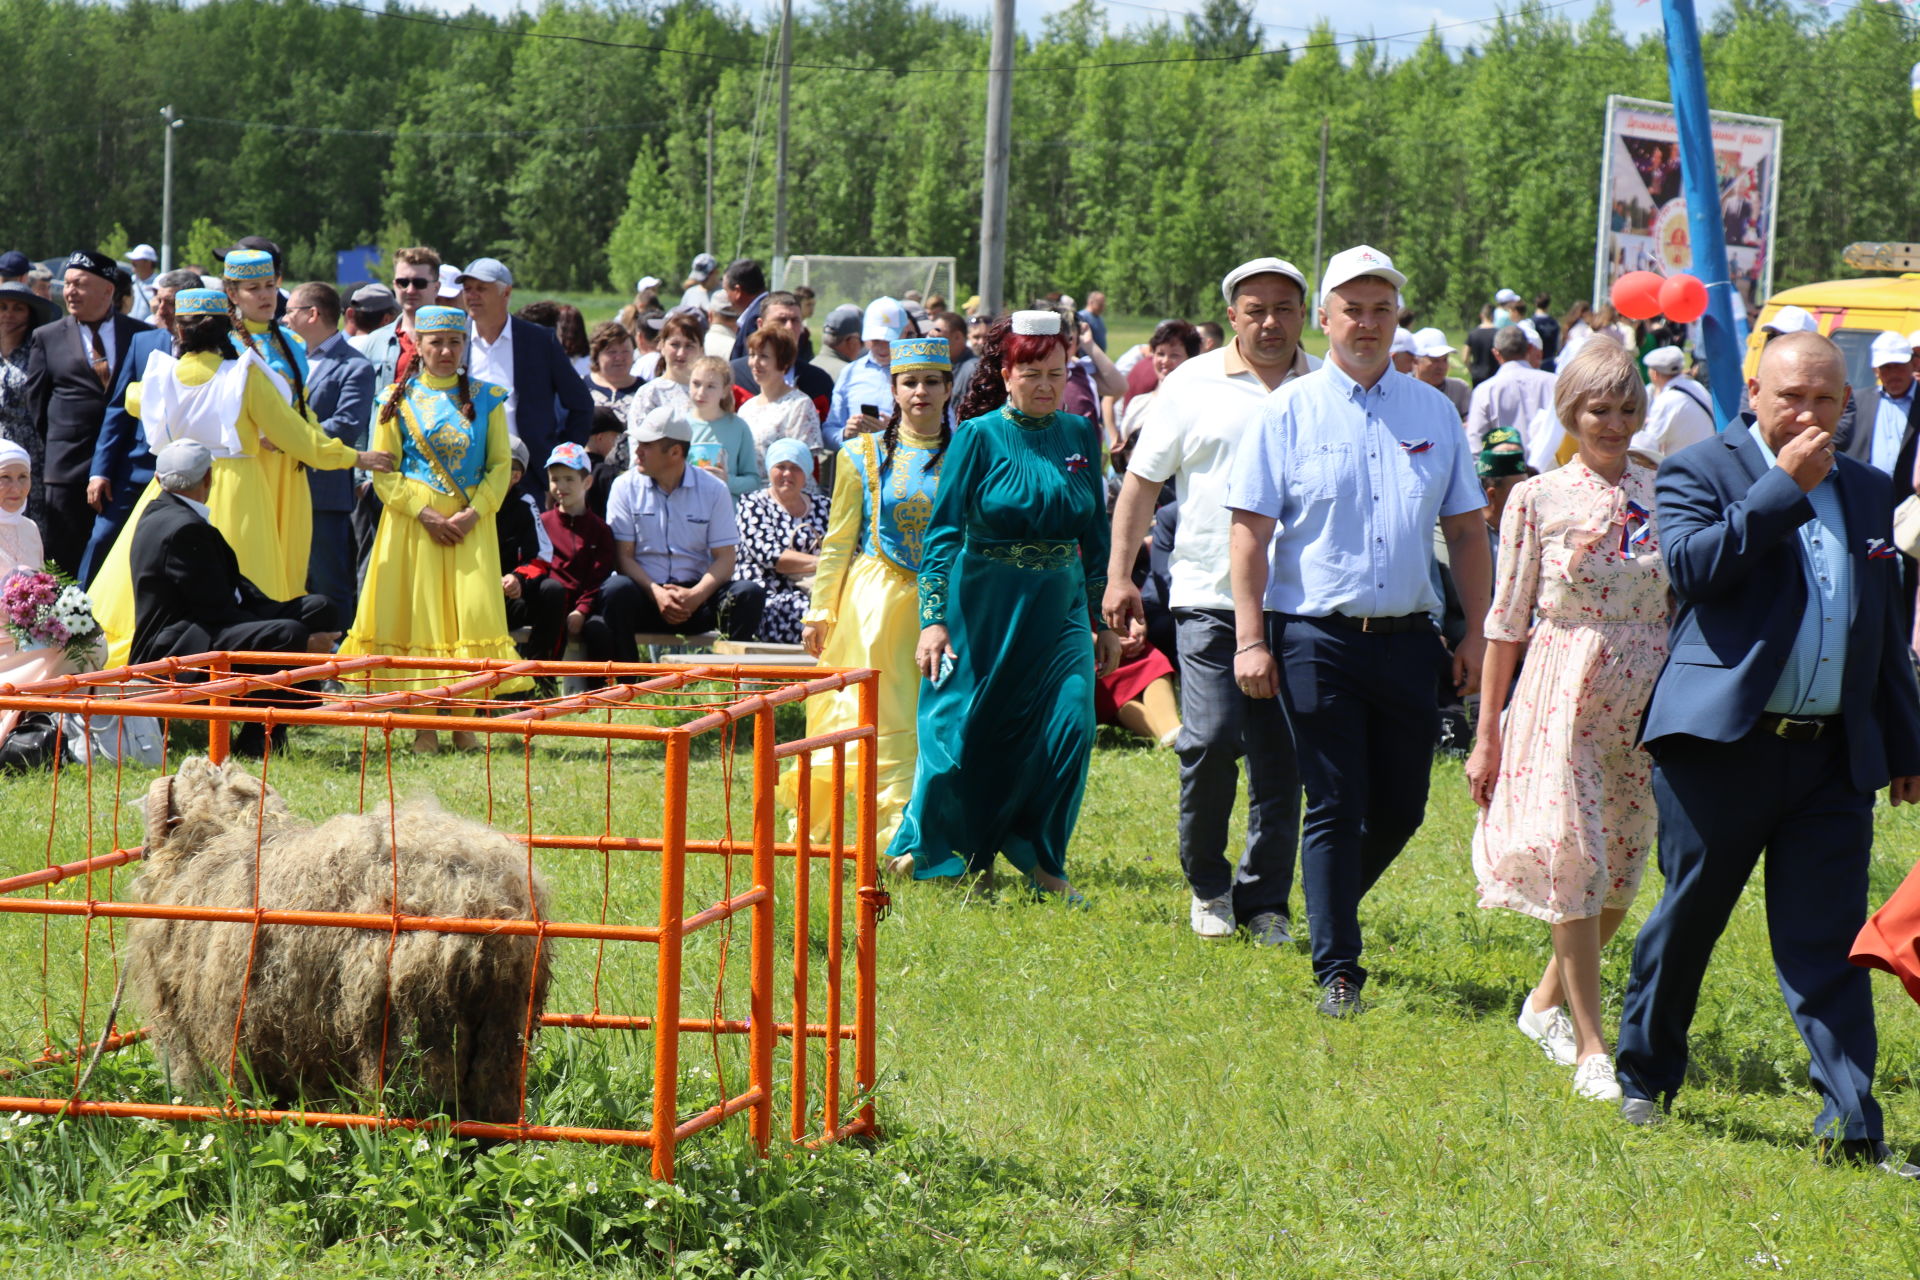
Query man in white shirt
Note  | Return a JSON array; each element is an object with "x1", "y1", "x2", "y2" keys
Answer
[
  {"x1": 1866, "y1": 330, "x2": 1917, "y2": 476},
  {"x1": 124, "y1": 244, "x2": 159, "y2": 322},
  {"x1": 1104, "y1": 256, "x2": 1318, "y2": 946},
  {"x1": 459, "y1": 257, "x2": 593, "y2": 500},
  {"x1": 1632, "y1": 345, "x2": 1716, "y2": 459},
  {"x1": 1466, "y1": 324, "x2": 1558, "y2": 450}
]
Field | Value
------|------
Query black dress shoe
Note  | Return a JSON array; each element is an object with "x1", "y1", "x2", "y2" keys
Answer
[
  {"x1": 1317, "y1": 975, "x2": 1364, "y2": 1018},
  {"x1": 1820, "y1": 1138, "x2": 1920, "y2": 1177}
]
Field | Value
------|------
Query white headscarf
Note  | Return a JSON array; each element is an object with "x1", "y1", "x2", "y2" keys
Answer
[{"x1": 0, "y1": 440, "x2": 30, "y2": 527}]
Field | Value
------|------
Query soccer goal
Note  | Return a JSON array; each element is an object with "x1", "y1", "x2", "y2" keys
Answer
[{"x1": 777, "y1": 255, "x2": 959, "y2": 313}]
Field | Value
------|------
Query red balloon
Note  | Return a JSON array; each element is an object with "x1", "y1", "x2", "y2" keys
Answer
[
  {"x1": 1611, "y1": 271, "x2": 1665, "y2": 321},
  {"x1": 1660, "y1": 272, "x2": 1709, "y2": 323}
]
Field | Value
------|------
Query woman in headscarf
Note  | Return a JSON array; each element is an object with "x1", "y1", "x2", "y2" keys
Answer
[
  {"x1": 0, "y1": 282, "x2": 58, "y2": 527},
  {"x1": 731, "y1": 436, "x2": 828, "y2": 643}
]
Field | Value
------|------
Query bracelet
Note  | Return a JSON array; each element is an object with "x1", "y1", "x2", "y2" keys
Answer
[{"x1": 1234, "y1": 641, "x2": 1268, "y2": 656}]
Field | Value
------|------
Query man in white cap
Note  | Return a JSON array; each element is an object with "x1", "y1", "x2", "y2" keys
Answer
[
  {"x1": 1862, "y1": 330, "x2": 1918, "y2": 476},
  {"x1": 124, "y1": 244, "x2": 159, "y2": 321},
  {"x1": 1226, "y1": 245, "x2": 1492, "y2": 1018},
  {"x1": 1633, "y1": 346, "x2": 1716, "y2": 460},
  {"x1": 1466, "y1": 324, "x2": 1558, "y2": 450},
  {"x1": 1516, "y1": 320, "x2": 1546, "y2": 369},
  {"x1": 822, "y1": 297, "x2": 912, "y2": 449},
  {"x1": 1105, "y1": 255, "x2": 1319, "y2": 947},
  {"x1": 129, "y1": 439, "x2": 339, "y2": 755},
  {"x1": 1389, "y1": 327, "x2": 1417, "y2": 374},
  {"x1": 1410, "y1": 327, "x2": 1470, "y2": 420},
  {"x1": 460, "y1": 256, "x2": 594, "y2": 497},
  {"x1": 1494, "y1": 287, "x2": 1522, "y2": 328}
]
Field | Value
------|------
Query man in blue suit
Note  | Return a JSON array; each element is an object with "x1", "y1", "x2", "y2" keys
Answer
[
  {"x1": 79, "y1": 268, "x2": 200, "y2": 583},
  {"x1": 286, "y1": 282, "x2": 375, "y2": 623},
  {"x1": 1619, "y1": 332, "x2": 1920, "y2": 1175},
  {"x1": 458, "y1": 257, "x2": 593, "y2": 504}
]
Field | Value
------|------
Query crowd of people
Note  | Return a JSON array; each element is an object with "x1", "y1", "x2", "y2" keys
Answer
[{"x1": 7, "y1": 234, "x2": 1920, "y2": 1174}]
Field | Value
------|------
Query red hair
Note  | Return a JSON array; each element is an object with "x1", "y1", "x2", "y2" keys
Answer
[{"x1": 953, "y1": 315, "x2": 1076, "y2": 422}]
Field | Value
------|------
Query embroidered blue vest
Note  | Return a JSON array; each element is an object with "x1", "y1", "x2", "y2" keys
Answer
[
  {"x1": 853, "y1": 429, "x2": 944, "y2": 574},
  {"x1": 390, "y1": 377, "x2": 510, "y2": 495}
]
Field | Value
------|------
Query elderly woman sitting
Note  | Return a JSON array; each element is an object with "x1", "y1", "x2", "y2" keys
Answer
[{"x1": 732, "y1": 438, "x2": 828, "y2": 643}]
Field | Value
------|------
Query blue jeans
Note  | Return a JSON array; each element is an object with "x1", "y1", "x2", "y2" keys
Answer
[
  {"x1": 1173, "y1": 608, "x2": 1299, "y2": 921},
  {"x1": 1272, "y1": 614, "x2": 1441, "y2": 987}
]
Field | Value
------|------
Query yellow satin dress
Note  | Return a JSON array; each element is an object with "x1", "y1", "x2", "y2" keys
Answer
[
  {"x1": 239, "y1": 319, "x2": 322, "y2": 601},
  {"x1": 90, "y1": 351, "x2": 360, "y2": 669}
]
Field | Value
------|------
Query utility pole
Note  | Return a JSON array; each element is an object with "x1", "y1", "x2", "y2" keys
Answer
[
  {"x1": 978, "y1": 0, "x2": 1015, "y2": 316},
  {"x1": 1659, "y1": 0, "x2": 1743, "y2": 428},
  {"x1": 1310, "y1": 114, "x2": 1328, "y2": 330},
  {"x1": 705, "y1": 106, "x2": 715, "y2": 258},
  {"x1": 773, "y1": 0, "x2": 792, "y2": 280},
  {"x1": 160, "y1": 105, "x2": 178, "y2": 274}
]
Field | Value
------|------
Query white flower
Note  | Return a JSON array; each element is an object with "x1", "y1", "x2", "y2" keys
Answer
[{"x1": 198, "y1": 1133, "x2": 215, "y2": 1151}]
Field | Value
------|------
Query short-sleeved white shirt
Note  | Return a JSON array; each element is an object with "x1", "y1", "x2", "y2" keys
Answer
[{"x1": 1126, "y1": 341, "x2": 1319, "y2": 610}]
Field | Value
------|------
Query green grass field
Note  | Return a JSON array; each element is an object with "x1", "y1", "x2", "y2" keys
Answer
[{"x1": 2, "y1": 714, "x2": 1920, "y2": 1278}]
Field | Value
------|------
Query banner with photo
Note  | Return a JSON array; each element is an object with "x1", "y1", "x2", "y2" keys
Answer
[{"x1": 1593, "y1": 95, "x2": 1783, "y2": 312}]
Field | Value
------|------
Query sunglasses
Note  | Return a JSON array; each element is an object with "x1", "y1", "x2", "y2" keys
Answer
[{"x1": 394, "y1": 277, "x2": 436, "y2": 290}]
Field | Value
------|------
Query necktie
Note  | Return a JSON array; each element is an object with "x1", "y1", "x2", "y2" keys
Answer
[{"x1": 86, "y1": 324, "x2": 109, "y2": 389}]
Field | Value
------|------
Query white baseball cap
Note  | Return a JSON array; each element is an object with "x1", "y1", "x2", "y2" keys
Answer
[
  {"x1": 1318, "y1": 245, "x2": 1406, "y2": 306},
  {"x1": 862, "y1": 297, "x2": 909, "y2": 342},
  {"x1": 1495, "y1": 287, "x2": 1521, "y2": 305},
  {"x1": 437, "y1": 264, "x2": 465, "y2": 300},
  {"x1": 1411, "y1": 327, "x2": 1455, "y2": 358},
  {"x1": 1643, "y1": 345, "x2": 1687, "y2": 375},
  {"x1": 1390, "y1": 327, "x2": 1417, "y2": 356},
  {"x1": 1761, "y1": 304, "x2": 1818, "y2": 336},
  {"x1": 127, "y1": 244, "x2": 158, "y2": 263},
  {"x1": 1907, "y1": 329, "x2": 1920, "y2": 350},
  {"x1": 1871, "y1": 329, "x2": 1913, "y2": 367},
  {"x1": 636, "y1": 275, "x2": 662, "y2": 294},
  {"x1": 1220, "y1": 256, "x2": 1308, "y2": 307},
  {"x1": 1518, "y1": 320, "x2": 1543, "y2": 350}
]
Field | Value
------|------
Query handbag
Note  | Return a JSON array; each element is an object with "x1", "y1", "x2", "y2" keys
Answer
[
  {"x1": 1896, "y1": 494, "x2": 1920, "y2": 561},
  {"x1": 0, "y1": 712, "x2": 60, "y2": 772}
]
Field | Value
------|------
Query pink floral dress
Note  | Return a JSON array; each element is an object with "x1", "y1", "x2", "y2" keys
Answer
[{"x1": 1472, "y1": 458, "x2": 1668, "y2": 923}]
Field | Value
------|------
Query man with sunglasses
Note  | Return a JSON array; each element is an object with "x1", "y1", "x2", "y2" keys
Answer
[{"x1": 360, "y1": 246, "x2": 443, "y2": 391}]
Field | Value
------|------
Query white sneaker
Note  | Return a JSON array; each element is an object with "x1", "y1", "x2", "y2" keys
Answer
[
  {"x1": 1189, "y1": 892, "x2": 1235, "y2": 939},
  {"x1": 1516, "y1": 998, "x2": 1579, "y2": 1067},
  {"x1": 1573, "y1": 1053, "x2": 1622, "y2": 1101}
]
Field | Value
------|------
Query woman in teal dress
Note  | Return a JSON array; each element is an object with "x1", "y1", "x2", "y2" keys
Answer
[{"x1": 898, "y1": 310, "x2": 1123, "y2": 896}]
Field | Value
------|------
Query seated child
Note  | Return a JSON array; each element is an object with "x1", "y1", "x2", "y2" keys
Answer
[{"x1": 686, "y1": 355, "x2": 763, "y2": 498}]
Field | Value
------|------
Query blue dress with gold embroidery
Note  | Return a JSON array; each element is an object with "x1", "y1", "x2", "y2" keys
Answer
[{"x1": 897, "y1": 406, "x2": 1110, "y2": 880}]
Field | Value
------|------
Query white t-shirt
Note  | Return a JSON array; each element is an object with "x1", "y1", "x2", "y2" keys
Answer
[
  {"x1": 1125, "y1": 341, "x2": 1319, "y2": 611},
  {"x1": 1632, "y1": 376, "x2": 1716, "y2": 458}
]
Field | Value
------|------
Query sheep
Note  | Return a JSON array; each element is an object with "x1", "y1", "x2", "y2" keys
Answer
[{"x1": 122, "y1": 755, "x2": 553, "y2": 1126}]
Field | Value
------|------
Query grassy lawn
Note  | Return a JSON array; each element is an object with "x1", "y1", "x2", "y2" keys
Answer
[{"x1": 1, "y1": 709, "x2": 1919, "y2": 1277}]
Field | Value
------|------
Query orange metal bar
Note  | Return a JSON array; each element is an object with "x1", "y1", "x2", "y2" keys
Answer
[
  {"x1": 854, "y1": 672, "x2": 880, "y2": 1133},
  {"x1": 0, "y1": 846, "x2": 143, "y2": 896},
  {"x1": 649, "y1": 730, "x2": 689, "y2": 1182},
  {"x1": 681, "y1": 885, "x2": 769, "y2": 936},
  {"x1": 770, "y1": 724, "x2": 874, "y2": 761},
  {"x1": 748, "y1": 706, "x2": 776, "y2": 1154},
  {"x1": 675, "y1": 669, "x2": 878, "y2": 736},
  {"x1": 0, "y1": 1095, "x2": 655, "y2": 1147},
  {"x1": 673, "y1": 1086, "x2": 767, "y2": 1142},
  {"x1": 0, "y1": 1028, "x2": 150, "y2": 1081},
  {"x1": 0, "y1": 898, "x2": 660, "y2": 942},
  {"x1": 537, "y1": 1013, "x2": 856, "y2": 1039},
  {"x1": 790, "y1": 752, "x2": 813, "y2": 1143},
  {"x1": 515, "y1": 833, "x2": 855, "y2": 860},
  {"x1": 207, "y1": 655, "x2": 230, "y2": 762},
  {"x1": 825, "y1": 741, "x2": 845, "y2": 1138}
]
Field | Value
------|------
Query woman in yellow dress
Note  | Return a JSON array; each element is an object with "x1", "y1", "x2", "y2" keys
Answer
[
  {"x1": 786, "y1": 336, "x2": 952, "y2": 865},
  {"x1": 88, "y1": 289, "x2": 388, "y2": 668},
  {"x1": 221, "y1": 248, "x2": 322, "y2": 597},
  {"x1": 339, "y1": 306, "x2": 530, "y2": 751}
]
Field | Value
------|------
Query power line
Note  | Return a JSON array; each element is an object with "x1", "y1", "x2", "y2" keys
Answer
[{"x1": 176, "y1": 113, "x2": 677, "y2": 139}]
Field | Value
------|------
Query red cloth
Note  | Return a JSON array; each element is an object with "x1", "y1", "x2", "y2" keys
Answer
[
  {"x1": 1094, "y1": 643, "x2": 1175, "y2": 724},
  {"x1": 1852, "y1": 857, "x2": 1920, "y2": 1006},
  {"x1": 393, "y1": 326, "x2": 419, "y2": 385},
  {"x1": 515, "y1": 507, "x2": 615, "y2": 617},
  {"x1": 1123, "y1": 357, "x2": 1158, "y2": 411}
]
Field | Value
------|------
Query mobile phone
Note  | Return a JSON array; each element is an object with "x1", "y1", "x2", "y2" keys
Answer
[
  {"x1": 860, "y1": 404, "x2": 880, "y2": 419},
  {"x1": 934, "y1": 651, "x2": 954, "y2": 688}
]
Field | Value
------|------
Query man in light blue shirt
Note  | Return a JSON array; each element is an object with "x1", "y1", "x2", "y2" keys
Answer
[
  {"x1": 823, "y1": 297, "x2": 911, "y2": 449},
  {"x1": 1226, "y1": 245, "x2": 1493, "y2": 1018},
  {"x1": 1748, "y1": 419, "x2": 1851, "y2": 715},
  {"x1": 1866, "y1": 330, "x2": 1915, "y2": 476}
]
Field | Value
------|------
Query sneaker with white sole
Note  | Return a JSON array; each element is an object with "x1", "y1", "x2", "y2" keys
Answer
[
  {"x1": 1189, "y1": 891, "x2": 1235, "y2": 939},
  {"x1": 1245, "y1": 911, "x2": 1293, "y2": 947},
  {"x1": 1516, "y1": 998, "x2": 1579, "y2": 1067},
  {"x1": 1573, "y1": 1053, "x2": 1622, "y2": 1101}
]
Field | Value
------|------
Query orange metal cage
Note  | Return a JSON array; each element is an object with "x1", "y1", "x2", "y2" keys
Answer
[{"x1": 0, "y1": 650, "x2": 882, "y2": 1181}]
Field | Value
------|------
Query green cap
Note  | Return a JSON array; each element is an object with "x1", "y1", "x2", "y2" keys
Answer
[{"x1": 1477, "y1": 426, "x2": 1528, "y2": 479}]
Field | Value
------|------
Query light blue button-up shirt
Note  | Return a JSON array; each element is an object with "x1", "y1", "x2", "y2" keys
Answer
[
  {"x1": 823, "y1": 353, "x2": 894, "y2": 450},
  {"x1": 1227, "y1": 362, "x2": 1484, "y2": 617},
  {"x1": 1750, "y1": 423, "x2": 1851, "y2": 716},
  {"x1": 1870, "y1": 386, "x2": 1914, "y2": 476}
]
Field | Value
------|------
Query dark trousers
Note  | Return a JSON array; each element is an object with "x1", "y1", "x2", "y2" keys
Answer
[
  {"x1": 43, "y1": 479, "x2": 92, "y2": 579},
  {"x1": 1615, "y1": 730, "x2": 1881, "y2": 1140},
  {"x1": 1173, "y1": 608, "x2": 1299, "y2": 920},
  {"x1": 592, "y1": 573, "x2": 765, "y2": 662},
  {"x1": 506, "y1": 577, "x2": 574, "y2": 660},
  {"x1": 79, "y1": 466, "x2": 151, "y2": 586},
  {"x1": 1273, "y1": 614, "x2": 1440, "y2": 986},
  {"x1": 142, "y1": 595, "x2": 338, "y2": 757},
  {"x1": 307, "y1": 509, "x2": 358, "y2": 629},
  {"x1": 351, "y1": 482, "x2": 382, "y2": 589}
]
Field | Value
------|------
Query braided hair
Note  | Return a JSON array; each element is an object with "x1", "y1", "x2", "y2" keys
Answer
[
  {"x1": 225, "y1": 282, "x2": 308, "y2": 416},
  {"x1": 378, "y1": 345, "x2": 477, "y2": 426},
  {"x1": 878, "y1": 368, "x2": 954, "y2": 479}
]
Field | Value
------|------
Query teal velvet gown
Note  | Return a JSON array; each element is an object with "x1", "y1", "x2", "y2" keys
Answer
[{"x1": 896, "y1": 405, "x2": 1111, "y2": 881}]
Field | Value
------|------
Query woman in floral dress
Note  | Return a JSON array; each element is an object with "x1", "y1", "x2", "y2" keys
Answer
[
  {"x1": 1466, "y1": 341, "x2": 1669, "y2": 1103},
  {"x1": 732, "y1": 437, "x2": 828, "y2": 642}
]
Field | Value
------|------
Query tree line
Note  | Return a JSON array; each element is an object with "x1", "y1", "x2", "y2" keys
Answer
[{"x1": 4, "y1": 0, "x2": 1918, "y2": 325}]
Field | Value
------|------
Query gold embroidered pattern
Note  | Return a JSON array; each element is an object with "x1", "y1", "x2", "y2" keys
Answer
[
  {"x1": 975, "y1": 540, "x2": 1076, "y2": 571},
  {"x1": 894, "y1": 490, "x2": 934, "y2": 566},
  {"x1": 919, "y1": 574, "x2": 948, "y2": 628}
]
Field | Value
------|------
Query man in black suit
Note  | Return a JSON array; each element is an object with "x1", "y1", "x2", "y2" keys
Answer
[
  {"x1": 24, "y1": 250, "x2": 149, "y2": 576},
  {"x1": 131, "y1": 441, "x2": 338, "y2": 756},
  {"x1": 457, "y1": 257, "x2": 593, "y2": 506},
  {"x1": 284, "y1": 281, "x2": 376, "y2": 623}
]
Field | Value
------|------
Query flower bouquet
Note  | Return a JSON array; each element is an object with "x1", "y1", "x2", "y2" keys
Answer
[{"x1": 2, "y1": 569, "x2": 103, "y2": 665}]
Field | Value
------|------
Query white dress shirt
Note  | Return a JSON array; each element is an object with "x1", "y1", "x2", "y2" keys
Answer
[{"x1": 468, "y1": 319, "x2": 517, "y2": 437}]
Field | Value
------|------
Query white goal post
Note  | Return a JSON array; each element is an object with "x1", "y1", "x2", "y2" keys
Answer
[{"x1": 775, "y1": 256, "x2": 959, "y2": 315}]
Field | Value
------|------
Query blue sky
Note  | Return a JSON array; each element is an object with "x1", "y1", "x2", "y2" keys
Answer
[{"x1": 424, "y1": 0, "x2": 1681, "y2": 48}]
